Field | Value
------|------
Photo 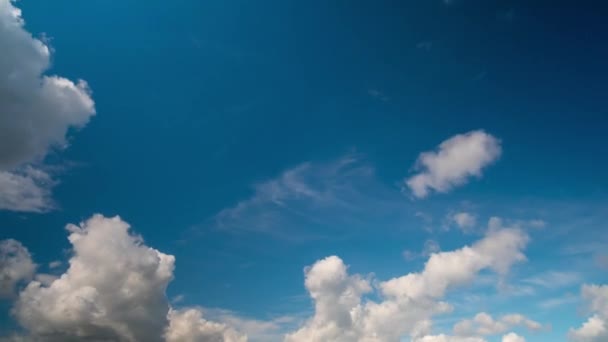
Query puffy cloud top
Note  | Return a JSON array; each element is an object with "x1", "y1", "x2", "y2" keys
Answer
[{"x1": 13, "y1": 215, "x2": 175, "y2": 341}]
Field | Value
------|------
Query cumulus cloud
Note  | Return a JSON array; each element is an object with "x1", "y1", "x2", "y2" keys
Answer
[
  {"x1": 0, "y1": 239, "x2": 35, "y2": 298},
  {"x1": 0, "y1": 0, "x2": 95, "y2": 212},
  {"x1": 6, "y1": 214, "x2": 253, "y2": 342},
  {"x1": 12, "y1": 215, "x2": 175, "y2": 341},
  {"x1": 286, "y1": 222, "x2": 529, "y2": 341},
  {"x1": 406, "y1": 130, "x2": 501, "y2": 198},
  {"x1": 569, "y1": 284, "x2": 608, "y2": 341},
  {"x1": 165, "y1": 308, "x2": 247, "y2": 342},
  {"x1": 453, "y1": 312, "x2": 541, "y2": 337}
]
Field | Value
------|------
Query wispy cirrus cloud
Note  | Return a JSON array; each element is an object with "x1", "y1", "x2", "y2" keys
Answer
[{"x1": 211, "y1": 154, "x2": 414, "y2": 241}]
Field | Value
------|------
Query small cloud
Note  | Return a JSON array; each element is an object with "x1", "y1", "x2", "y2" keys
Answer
[
  {"x1": 403, "y1": 239, "x2": 441, "y2": 261},
  {"x1": 405, "y1": 130, "x2": 502, "y2": 198},
  {"x1": 48, "y1": 260, "x2": 62, "y2": 269},
  {"x1": 368, "y1": 89, "x2": 389, "y2": 102},
  {"x1": 34, "y1": 273, "x2": 58, "y2": 286},
  {"x1": 416, "y1": 41, "x2": 433, "y2": 51},
  {"x1": 171, "y1": 294, "x2": 185, "y2": 304},
  {"x1": 527, "y1": 219, "x2": 546, "y2": 228},
  {"x1": 447, "y1": 211, "x2": 477, "y2": 233}
]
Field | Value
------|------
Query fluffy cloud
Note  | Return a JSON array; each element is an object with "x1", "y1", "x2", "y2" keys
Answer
[
  {"x1": 449, "y1": 212, "x2": 477, "y2": 232},
  {"x1": 0, "y1": 0, "x2": 95, "y2": 212},
  {"x1": 13, "y1": 215, "x2": 175, "y2": 341},
  {"x1": 406, "y1": 130, "x2": 501, "y2": 198},
  {"x1": 165, "y1": 308, "x2": 247, "y2": 342},
  {"x1": 0, "y1": 239, "x2": 35, "y2": 298},
  {"x1": 8, "y1": 214, "x2": 251, "y2": 342},
  {"x1": 285, "y1": 222, "x2": 529, "y2": 341},
  {"x1": 453, "y1": 312, "x2": 541, "y2": 336},
  {"x1": 502, "y1": 332, "x2": 526, "y2": 342},
  {"x1": 569, "y1": 284, "x2": 608, "y2": 341}
]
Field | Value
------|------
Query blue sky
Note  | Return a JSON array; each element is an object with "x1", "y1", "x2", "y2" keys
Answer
[{"x1": 0, "y1": 0, "x2": 607, "y2": 341}]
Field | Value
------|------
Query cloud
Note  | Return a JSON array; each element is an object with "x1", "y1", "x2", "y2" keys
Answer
[
  {"x1": 0, "y1": 0, "x2": 95, "y2": 212},
  {"x1": 165, "y1": 308, "x2": 247, "y2": 342},
  {"x1": 414, "y1": 335, "x2": 486, "y2": 342},
  {"x1": 6, "y1": 214, "x2": 259, "y2": 341},
  {"x1": 404, "y1": 239, "x2": 441, "y2": 261},
  {"x1": 406, "y1": 130, "x2": 501, "y2": 198},
  {"x1": 201, "y1": 308, "x2": 298, "y2": 341},
  {"x1": 212, "y1": 155, "x2": 411, "y2": 240},
  {"x1": 502, "y1": 332, "x2": 526, "y2": 342},
  {"x1": 285, "y1": 222, "x2": 529, "y2": 341},
  {"x1": 448, "y1": 212, "x2": 477, "y2": 232},
  {"x1": 523, "y1": 271, "x2": 581, "y2": 290},
  {"x1": 569, "y1": 284, "x2": 608, "y2": 341},
  {"x1": 0, "y1": 167, "x2": 55, "y2": 212},
  {"x1": 12, "y1": 215, "x2": 175, "y2": 341},
  {"x1": 453, "y1": 312, "x2": 541, "y2": 337},
  {"x1": 0, "y1": 239, "x2": 36, "y2": 298}
]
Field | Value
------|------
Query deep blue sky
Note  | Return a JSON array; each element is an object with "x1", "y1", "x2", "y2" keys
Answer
[{"x1": 2, "y1": 1, "x2": 608, "y2": 340}]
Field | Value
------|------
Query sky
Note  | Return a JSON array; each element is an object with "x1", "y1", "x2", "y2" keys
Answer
[{"x1": 0, "y1": 0, "x2": 607, "y2": 341}]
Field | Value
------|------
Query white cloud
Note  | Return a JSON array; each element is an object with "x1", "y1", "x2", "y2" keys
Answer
[
  {"x1": 453, "y1": 312, "x2": 541, "y2": 337},
  {"x1": 286, "y1": 222, "x2": 529, "y2": 341},
  {"x1": 48, "y1": 260, "x2": 62, "y2": 269},
  {"x1": 502, "y1": 332, "x2": 526, "y2": 342},
  {"x1": 406, "y1": 130, "x2": 501, "y2": 198},
  {"x1": 449, "y1": 212, "x2": 477, "y2": 232},
  {"x1": 13, "y1": 215, "x2": 175, "y2": 341},
  {"x1": 0, "y1": 239, "x2": 35, "y2": 298},
  {"x1": 8, "y1": 214, "x2": 252, "y2": 341},
  {"x1": 202, "y1": 308, "x2": 297, "y2": 342},
  {"x1": 414, "y1": 335, "x2": 486, "y2": 342},
  {"x1": 0, "y1": 167, "x2": 55, "y2": 212},
  {"x1": 569, "y1": 284, "x2": 608, "y2": 341},
  {"x1": 165, "y1": 308, "x2": 247, "y2": 342},
  {"x1": 0, "y1": 0, "x2": 95, "y2": 212}
]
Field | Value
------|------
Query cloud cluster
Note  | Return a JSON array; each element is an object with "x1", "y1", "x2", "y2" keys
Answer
[
  {"x1": 453, "y1": 312, "x2": 541, "y2": 337},
  {"x1": 0, "y1": 239, "x2": 35, "y2": 298},
  {"x1": 569, "y1": 284, "x2": 608, "y2": 341},
  {"x1": 0, "y1": 0, "x2": 95, "y2": 212},
  {"x1": 406, "y1": 130, "x2": 501, "y2": 198},
  {"x1": 286, "y1": 220, "x2": 529, "y2": 341}
]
